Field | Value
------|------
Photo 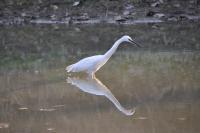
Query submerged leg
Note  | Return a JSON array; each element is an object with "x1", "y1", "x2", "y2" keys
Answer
[{"x1": 88, "y1": 72, "x2": 95, "y2": 79}]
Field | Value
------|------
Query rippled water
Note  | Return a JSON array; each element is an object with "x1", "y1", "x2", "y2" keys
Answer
[{"x1": 0, "y1": 23, "x2": 200, "y2": 133}]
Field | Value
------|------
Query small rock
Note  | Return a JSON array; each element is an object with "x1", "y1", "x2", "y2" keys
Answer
[
  {"x1": 115, "y1": 16, "x2": 126, "y2": 22},
  {"x1": 123, "y1": 10, "x2": 130, "y2": 16},
  {"x1": 52, "y1": 5, "x2": 58, "y2": 10},
  {"x1": 151, "y1": 0, "x2": 164, "y2": 7},
  {"x1": 146, "y1": 11, "x2": 156, "y2": 17},
  {"x1": 174, "y1": 3, "x2": 181, "y2": 8},
  {"x1": 73, "y1": 1, "x2": 80, "y2": 7},
  {"x1": 152, "y1": 25, "x2": 159, "y2": 29},
  {"x1": 125, "y1": 4, "x2": 134, "y2": 10},
  {"x1": 159, "y1": 0, "x2": 164, "y2": 3},
  {"x1": 154, "y1": 13, "x2": 165, "y2": 18},
  {"x1": 21, "y1": 12, "x2": 26, "y2": 17},
  {"x1": 76, "y1": 13, "x2": 89, "y2": 21},
  {"x1": 151, "y1": 2, "x2": 160, "y2": 7},
  {"x1": 50, "y1": 14, "x2": 56, "y2": 20},
  {"x1": 179, "y1": 15, "x2": 188, "y2": 21},
  {"x1": 167, "y1": 17, "x2": 178, "y2": 21}
]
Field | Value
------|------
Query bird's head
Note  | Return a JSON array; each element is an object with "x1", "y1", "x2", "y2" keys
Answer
[{"x1": 121, "y1": 35, "x2": 141, "y2": 47}]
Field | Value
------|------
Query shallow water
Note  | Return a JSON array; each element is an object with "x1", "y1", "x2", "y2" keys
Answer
[{"x1": 0, "y1": 23, "x2": 200, "y2": 133}]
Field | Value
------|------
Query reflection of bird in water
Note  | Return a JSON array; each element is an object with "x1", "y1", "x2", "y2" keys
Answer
[
  {"x1": 66, "y1": 35, "x2": 140, "y2": 78},
  {"x1": 67, "y1": 75, "x2": 136, "y2": 116}
]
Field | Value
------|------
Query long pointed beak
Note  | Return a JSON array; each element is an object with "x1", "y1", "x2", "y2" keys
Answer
[{"x1": 129, "y1": 39, "x2": 141, "y2": 48}]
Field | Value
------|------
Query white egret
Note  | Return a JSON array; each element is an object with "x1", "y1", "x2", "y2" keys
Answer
[
  {"x1": 67, "y1": 75, "x2": 136, "y2": 116},
  {"x1": 66, "y1": 35, "x2": 140, "y2": 77}
]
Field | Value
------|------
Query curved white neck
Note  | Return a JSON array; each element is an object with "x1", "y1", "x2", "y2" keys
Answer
[{"x1": 104, "y1": 38, "x2": 123, "y2": 59}]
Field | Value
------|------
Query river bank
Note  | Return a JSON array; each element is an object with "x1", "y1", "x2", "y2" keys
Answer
[{"x1": 0, "y1": 0, "x2": 200, "y2": 25}]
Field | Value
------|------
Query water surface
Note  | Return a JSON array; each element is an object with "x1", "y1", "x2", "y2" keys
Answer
[{"x1": 0, "y1": 23, "x2": 200, "y2": 133}]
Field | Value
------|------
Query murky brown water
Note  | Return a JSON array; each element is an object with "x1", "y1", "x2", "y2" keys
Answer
[{"x1": 0, "y1": 23, "x2": 200, "y2": 133}]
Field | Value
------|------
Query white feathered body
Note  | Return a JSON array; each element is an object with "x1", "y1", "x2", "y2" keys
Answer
[
  {"x1": 66, "y1": 35, "x2": 134, "y2": 75},
  {"x1": 66, "y1": 55, "x2": 108, "y2": 74}
]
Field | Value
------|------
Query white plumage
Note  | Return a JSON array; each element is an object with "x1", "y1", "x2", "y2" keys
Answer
[
  {"x1": 66, "y1": 55, "x2": 105, "y2": 73},
  {"x1": 66, "y1": 35, "x2": 140, "y2": 77}
]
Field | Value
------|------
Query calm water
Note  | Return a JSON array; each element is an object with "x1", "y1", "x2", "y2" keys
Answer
[{"x1": 0, "y1": 23, "x2": 200, "y2": 133}]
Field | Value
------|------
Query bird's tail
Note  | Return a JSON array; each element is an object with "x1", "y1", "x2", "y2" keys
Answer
[{"x1": 66, "y1": 64, "x2": 74, "y2": 72}]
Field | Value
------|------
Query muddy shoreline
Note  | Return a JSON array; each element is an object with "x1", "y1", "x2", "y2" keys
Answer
[{"x1": 0, "y1": 0, "x2": 200, "y2": 25}]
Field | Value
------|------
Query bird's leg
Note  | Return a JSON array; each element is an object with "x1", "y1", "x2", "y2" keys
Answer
[
  {"x1": 92, "y1": 73, "x2": 96, "y2": 79},
  {"x1": 88, "y1": 72, "x2": 95, "y2": 79}
]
